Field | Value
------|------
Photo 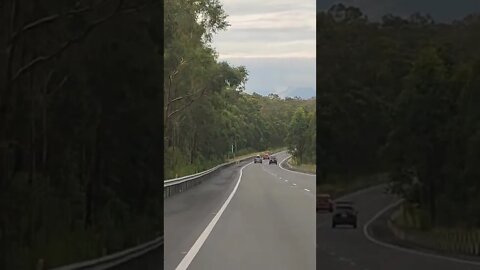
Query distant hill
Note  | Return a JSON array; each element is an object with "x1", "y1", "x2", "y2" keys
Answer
[{"x1": 282, "y1": 86, "x2": 316, "y2": 99}]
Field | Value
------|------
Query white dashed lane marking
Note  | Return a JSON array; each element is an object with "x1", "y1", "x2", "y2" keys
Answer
[{"x1": 262, "y1": 159, "x2": 315, "y2": 198}]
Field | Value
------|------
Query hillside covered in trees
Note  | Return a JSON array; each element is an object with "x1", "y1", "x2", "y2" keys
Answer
[
  {"x1": 164, "y1": 0, "x2": 316, "y2": 179},
  {"x1": 164, "y1": 83, "x2": 317, "y2": 179},
  {"x1": 318, "y1": 4, "x2": 480, "y2": 228}
]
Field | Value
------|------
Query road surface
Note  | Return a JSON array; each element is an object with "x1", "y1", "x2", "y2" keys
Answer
[
  {"x1": 164, "y1": 151, "x2": 316, "y2": 270},
  {"x1": 317, "y1": 185, "x2": 480, "y2": 270}
]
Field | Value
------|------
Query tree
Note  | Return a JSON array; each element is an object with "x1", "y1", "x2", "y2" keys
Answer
[
  {"x1": 318, "y1": 4, "x2": 480, "y2": 228},
  {"x1": 384, "y1": 46, "x2": 453, "y2": 227},
  {"x1": 286, "y1": 107, "x2": 311, "y2": 164},
  {"x1": 0, "y1": 1, "x2": 163, "y2": 268}
]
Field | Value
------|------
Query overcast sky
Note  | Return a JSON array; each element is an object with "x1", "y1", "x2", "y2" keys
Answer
[{"x1": 212, "y1": 0, "x2": 316, "y2": 98}]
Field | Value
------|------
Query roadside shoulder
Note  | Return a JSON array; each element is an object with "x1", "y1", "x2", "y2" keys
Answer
[
  {"x1": 279, "y1": 155, "x2": 316, "y2": 175},
  {"x1": 365, "y1": 201, "x2": 480, "y2": 265}
]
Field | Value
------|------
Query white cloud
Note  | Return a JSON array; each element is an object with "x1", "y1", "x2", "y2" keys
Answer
[
  {"x1": 212, "y1": 0, "x2": 316, "y2": 97},
  {"x1": 218, "y1": 53, "x2": 314, "y2": 59},
  {"x1": 214, "y1": 0, "x2": 315, "y2": 60},
  {"x1": 216, "y1": 40, "x2": 315, "y2": 59},
  {"x1": 227, "y1": 10, "x2": 315, "y2": 30}
]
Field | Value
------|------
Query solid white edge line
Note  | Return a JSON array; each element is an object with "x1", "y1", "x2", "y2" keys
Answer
[
  {"x1": 175, "y1": 162, "x2": 252, "y2": 270},
  {"x1": 363, "y1": 199, "x2": 480, "y2": 266},
  {"x1": 278, "y1": 153, "x2": 316, "y2": 177}
]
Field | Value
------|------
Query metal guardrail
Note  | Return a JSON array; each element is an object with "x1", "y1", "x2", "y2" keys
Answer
[
  {"x1": 163, "y1": 151, "x2": 281, "y2": 198},
  {"x1": 52, "y1": 150, "x2": 284, "y2": 269},
  {"x1": 50, "y1": 236, "x2": 163, "y2": 270}
]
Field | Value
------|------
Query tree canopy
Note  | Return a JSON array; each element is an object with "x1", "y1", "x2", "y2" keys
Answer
[{"x1": 318, "y1": 4, "x2": 480, "y2": 228}]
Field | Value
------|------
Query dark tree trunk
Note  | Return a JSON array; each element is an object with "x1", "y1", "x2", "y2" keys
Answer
[
  {"x1": 29, "y1": 68, "x2": 36, "y2": 186},
  {"x1": 190, "y1": 129, "x2": 196, "y2": 165}
]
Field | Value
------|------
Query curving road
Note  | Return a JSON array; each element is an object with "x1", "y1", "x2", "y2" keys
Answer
[
  {"x1": 164, "y1": 151, "x2": 316, "y2": 270},
  {"x1": 317, "y1": 185, "x2": 480, "y2": 270}
]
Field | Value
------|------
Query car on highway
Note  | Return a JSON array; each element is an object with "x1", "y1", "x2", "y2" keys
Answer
[
  {"x1": 332, "y1": 202, "x2": 358, "y2": 228},
  {"x1": 263, "y1": 153, "x2": 270, "y2": 159},
  {"x1": 316, "y1": 194, "x2": 333, "y2": 212},
  {"x1": 254, "y1": 155, "x2": 262, "y2": 163},
  {"x1": 269, "y1": 156, "x2": 277, "y2": 164}
]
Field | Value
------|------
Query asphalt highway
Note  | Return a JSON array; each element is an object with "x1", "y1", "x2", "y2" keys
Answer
[
  {"x1": 164, "y1": 151, "x2": 315, "y2": 270},
  {"x1": 317, "y1": 185, "x2": 480, "y2": 270}
]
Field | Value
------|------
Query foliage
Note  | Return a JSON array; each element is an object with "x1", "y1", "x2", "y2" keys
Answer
[
  {"x1": 0, "y1": 1, "x2": 160, "y2": 269},
  {"x1": 286, "y1": 106, "x2": 316, "y2": 164},
  {"x1": 318, "y1": 4, "x2": 480, "y2": 228},
  {"x1": 163, "y1": 0, "x2": 315, "y2": 179}
]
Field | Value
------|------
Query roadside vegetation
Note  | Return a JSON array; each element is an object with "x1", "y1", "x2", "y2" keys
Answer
[
  {"x1": 285, "y1": 106, "x2": 316, "y2": 173},
  {"x1": 0, "y1": 0, "x2": 313, "y2": 269},
  {"x1": 164, "y1": 1, "x2": 316, "y2": 181},
  {"x1": 286, "y1": 160, "x2": 316, "y2": 174},
  {"x1": 318, "y1": 4, "x2": 480, "y2": 233},
  {"x1": 164, "y1": 85, "x2": 316, "y2": 179},
  {"x1": 318, "y1": 173, "x2": 388, "y2": 199},
  {"x1": 0, "y1": 1, "x2": 165, "y2": 269}
]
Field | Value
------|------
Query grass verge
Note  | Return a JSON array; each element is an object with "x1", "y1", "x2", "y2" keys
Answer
[
  {"x1": 317, "y1": 172, "x2": 388, "y2": 199},
  {"x1": 285, "y1": 158, "x2": 316, "y2": 174},
  {"x1": 389, "y1": 204, "x2": 480, "y2": 257}
]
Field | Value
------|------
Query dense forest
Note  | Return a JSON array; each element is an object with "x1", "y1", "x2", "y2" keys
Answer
[
  {"x1": 0, "y1": 0, "x2": 315, "y2": 269},
  {"x1": 318, "y1": 4, "x2": 480, "y2": 228},
  {"x1": 0, "y1": 1, "x2": 164, "y2": 269},
  {"x1": 285, "y1": 106, "x2": 316, "y2": 166},
  {"x1": 164, "y1": 0, "x2": 316, "y2": 179}
]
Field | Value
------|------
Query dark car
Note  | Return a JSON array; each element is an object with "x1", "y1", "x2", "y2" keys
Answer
[
  {"x1": 254, "y1": 155, "x2": 262, "y2": 163},
  {"x1": 317, "y1": 194, "x2": 333, "y2": 212},
  {"x1": 269, "y1": 156, "x2": 277, "y2": 164},
  {"x1": 332, "y1": 203, "x2": 358, "y2": 228}
]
